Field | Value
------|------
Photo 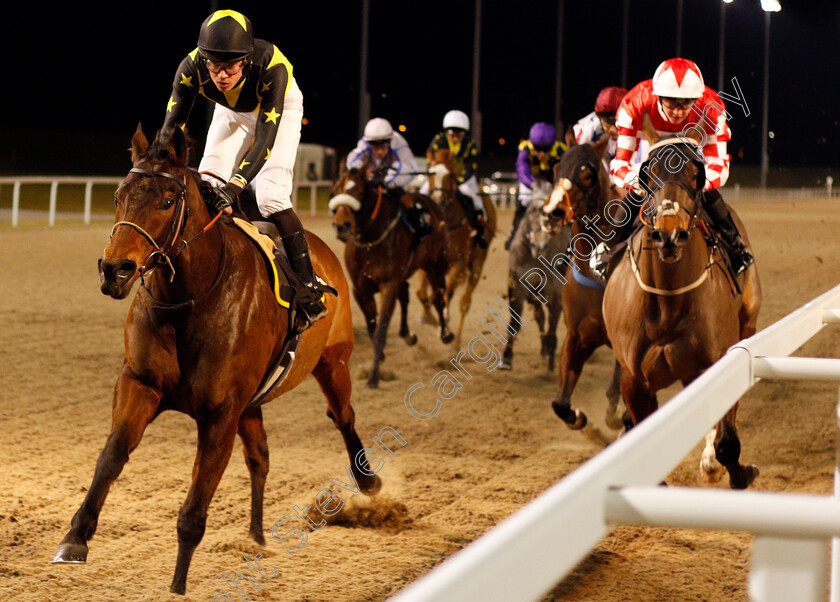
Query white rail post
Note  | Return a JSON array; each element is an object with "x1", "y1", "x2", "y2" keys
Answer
[
  {"x1": 84, "y1": 181, "x2": 93, "y2": 225},
  {"x1": 12, "y1": 181, "x2": 21, "y2": 227},
  {"x1": 832, "y1": 393, "x2": 840, "y2": 602},
  {"x1": 749, "y1": 537, "x2": 827, "y2": 602},
  {"x1": 49, "y1": 181, "x2": 58, "y2": 226},
  {"x1": 310, "y1": 183, "x2": 317, "y2": 216}
]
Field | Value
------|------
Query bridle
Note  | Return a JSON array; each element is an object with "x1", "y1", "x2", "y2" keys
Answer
[
  {"x1": 334, "y1": 172, "x2": 402, "y2": 248},
  {"x1": 111, "y1": 166, "x2": 227, "y2": 309}
]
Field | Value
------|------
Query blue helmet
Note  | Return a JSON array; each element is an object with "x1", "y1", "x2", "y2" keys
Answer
[{"x1": 529, "y1": 122, "x2": 556, "y2": 147}]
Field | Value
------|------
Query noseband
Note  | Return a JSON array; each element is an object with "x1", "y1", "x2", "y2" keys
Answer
[
  {"x1": 111, "y1": 167, "x2": 188, "y2": 282},
  {"x1": 111, "y1": 167, "x2": 228, "y2": 309}
]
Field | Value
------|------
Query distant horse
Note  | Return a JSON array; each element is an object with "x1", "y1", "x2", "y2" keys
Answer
[
  {"x1": 548, "y1": 137, "x2": 625, "y2": 431},
  {"x1": 51, "y1": 125, "x2": 382, "y2": 595},
  {"x1": 329, "y1": 165, "x2": 452, "y2": 389},
  {"x1": 603, "y1": 122, "x2": 762, "y2": 489},
  {"x1": 416, "y1": 149, "x2": 497, "y2": 348},
  {"x1": 499, "y1": 178, "x2": 571, "y2": 372}
]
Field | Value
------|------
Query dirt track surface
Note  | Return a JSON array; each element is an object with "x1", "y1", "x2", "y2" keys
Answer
[{"x1": 2, "y1": 200, "x2": 840, "y2": 601}]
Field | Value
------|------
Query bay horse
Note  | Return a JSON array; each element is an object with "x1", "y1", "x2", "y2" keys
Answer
[
  {"x1": 51, "y1": 125, "x2": 382, "y2": 595},
  {"x1": 417, "y1": 149, "x2": 497, "y2": 348},
  {"x1": 329, "y1": 164, "x2": 452, "y2": 389},
  {"x1": 547, "y1": 136, "x2": 624, "y2": 431},
  {"x1": 498, "y1": 178, "x2": 570, "y2": 373},
  {"x1": 602, "y1": 123, "x2": 762, "y2": 489}
]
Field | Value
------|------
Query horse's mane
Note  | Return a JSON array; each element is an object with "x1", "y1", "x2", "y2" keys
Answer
[{"x1": 145, "y1": 129, "x2": 196, "y2": 167}]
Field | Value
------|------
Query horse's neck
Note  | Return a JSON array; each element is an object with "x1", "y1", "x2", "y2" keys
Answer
[{"x1": 359, "y1": 185, "x2": 401, "y2": 241}]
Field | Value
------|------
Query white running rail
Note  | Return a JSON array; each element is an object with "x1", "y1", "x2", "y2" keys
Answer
[
  {"x1": 391, "y1": 283, "x2": 840, "y2": 602},
  {"x1": 0, "y1": 177, "x2": 334, "y2": 226}
]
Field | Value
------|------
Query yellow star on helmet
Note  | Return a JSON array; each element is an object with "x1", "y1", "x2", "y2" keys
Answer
[
  {"x1": 239, "y1": 160, "x2": 251, "y2": 170},
  {"x1": 179, "y1": 74, "x2": 193, "y2": 88},
  {"x1": 208, "y1": 10, "x2": 249, "y2": 31},
  {"x1": 264, "y1": 107, "x2": 281, "y2": 124},
  {"x1": 264, "y1": 147, "x2": 272, "y2": 160},
  {"x1": 166, "y1": 97, "x2": 177, "y2": 112}
]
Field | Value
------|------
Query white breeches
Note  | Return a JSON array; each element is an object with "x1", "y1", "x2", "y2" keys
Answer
[{"x1": 199, "y1": 100, "x2": 303, "y2": 217}]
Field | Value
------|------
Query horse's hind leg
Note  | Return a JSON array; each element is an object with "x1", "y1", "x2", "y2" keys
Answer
[
  {"x1": 455, "y1": 259, "x2": 483, "y2": 349},
  {"x1": 367, "y1": 280, "x2": 400, "y2": 389},
  {"x1": 313, "y1": 355, "x2": 382, "y2": 495},
  {"x1": 715, "y1": 403, "x2": 759, "y2": 489},
  {"x1": 238, "y1": 407, "x2": 269, "y2": 545},
  {"x1": 542, "y1": 301, "x2": 562, "y2": 372},
  {"x1": 171, "y1": 407, "x2": 241, "y2": 595},
  {"x1": 53, "y1": 370, "x2": 161, "y2": 565},
  {"x1": 398, "y1": 281, "x2": 418, "y2": 346}
]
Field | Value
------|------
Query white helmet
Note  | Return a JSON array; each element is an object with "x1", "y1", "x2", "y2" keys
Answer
[
  {"x1": 363, "y1": 118, "x2": 394, "y2": 142},
  {"x1": 651, "y1": 58, "x2": 705, "y2": 99},
  {"x1": 442, "y1": 110, "x2": 470, "y2": 131}
]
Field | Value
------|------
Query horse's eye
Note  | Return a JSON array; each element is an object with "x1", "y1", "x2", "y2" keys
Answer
[
  {"x1": 162, "y1": 198, "x2": 174, "y2": 210},
  {"x1": 114, "y1": 196, "x2": 119, "y2": 208}
]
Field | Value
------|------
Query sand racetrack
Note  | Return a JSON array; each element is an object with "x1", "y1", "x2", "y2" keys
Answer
[{"x1": 2, "y1": 199, "x2": 840, "y2": 601}]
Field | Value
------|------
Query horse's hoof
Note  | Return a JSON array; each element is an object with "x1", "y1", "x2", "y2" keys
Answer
[
  {"x1": 248, "y1": 531, "x2": 266, "y2": 546},
  {"x1": 170, "y1": 582, "x2": 186, "y2": 595},
  {"x1": 566, "y1": 410, "x2": 587, "y2": 430},
  {"x1": 730, "y1": 464, "x2": 759, "y2": 490},
  {"x1": 497, "y1": 359, "x2": 512, "y2": 371},
  {"x1": 605, "y1": 411, "x2": 624, "y2": 431},
  {"x1": 365, "y1": 380, "x2": 379, "y2": 390},
  {"x1": 51, "y1": 543, "x2": 88, "y2": 564},
  {"x1": 403, "y1": 333, "x2": 418, "y2": 346},
  {"x1": 441, "y1": 332, "x2": 454, "y2": 344},
  {"x1": 362, "y1": 475, "x2": 383, "y2": 496}
]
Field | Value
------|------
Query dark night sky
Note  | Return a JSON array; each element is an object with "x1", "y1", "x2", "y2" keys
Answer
[{"x1": 2, "y1": 1, "x2": 838, "y2": 177}]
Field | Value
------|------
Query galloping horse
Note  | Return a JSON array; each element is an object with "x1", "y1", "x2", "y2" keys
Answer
[
  {"x1": 329, "y1": 165, "x2": 452, "y2": 389},
  {"x1": 499, "y1": 178, "x2": 571, "y2": 372},
  {"x1": 52, "y1": 125, "x2": 382, "y2": 595},
  {"x1": 603, "y1": 123, "x2": 762, "y2": 489},
  {"x1": 417, "y1": 149, "x2": 497, "y2": 348},
  {"x1": 548, "y1": 137, "x2": 624, "y2": 431}
]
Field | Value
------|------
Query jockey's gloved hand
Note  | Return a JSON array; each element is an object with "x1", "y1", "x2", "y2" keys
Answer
[
  {"x1": 384, "y1": 167, "x2": 399, "y2": 182},
  {"x1": 212, "y1": 183, "x2": 241, "y2": 213}
]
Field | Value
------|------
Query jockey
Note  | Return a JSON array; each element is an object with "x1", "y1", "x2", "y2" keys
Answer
[
  {"x1": 600, "y1": 58, "x2": 754, "y2": 276},
  {"x1": 159, "y1": 10, "x2": 327, "y2": 331},
  {"x1": 347, "y1": 117, "x2": 432, "y2": 239},
  {"x1": 505, "y1": 122, "x2": 566, "y2": 250},
  {"x1": 572, "y1": 86, "x2": 628, "y2": 161},
  {"x1": 425, "y1": 110, "x2": 488, "y2": 248}
]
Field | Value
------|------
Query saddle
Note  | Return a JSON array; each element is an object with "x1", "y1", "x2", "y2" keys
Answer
[{"x1": 229, "y1": 217, "x2": 337, "y2": 408}]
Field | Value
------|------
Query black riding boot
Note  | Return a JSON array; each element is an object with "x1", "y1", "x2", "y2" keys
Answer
[
  {"x1": 268, "y1": 210, "x2": 329, "y2": 333},
  {"x1": 404, "y1": 201, "x2": 435, "y2": 242},
  {"x1": 457, "y1": 192, "x2": 489, "y2": 249},
  {"x1": 505, "y1": 202, "x2": 528, "y2": 250},
  {"x1": 704, "y1": 189, "x2": 754, "y2": 274}
]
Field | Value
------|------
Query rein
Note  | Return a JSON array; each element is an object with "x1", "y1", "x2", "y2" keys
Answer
[
  {"x1": 112, "y1": 167, "x2": 227, "y2": 310},
  {"x1": 627, "y1": 235, "x2": 715, "y2": 296}
]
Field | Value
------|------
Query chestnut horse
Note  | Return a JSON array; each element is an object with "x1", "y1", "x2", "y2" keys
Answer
[
  {"x1": 603, "y1": 125, "x2": 762, "y2": 489},
  {"x1": 52, "y1": 126, "x2": 382, "y2": 594},
  {"x1": 329, "y1": 165, "x2": 452, "y2": 389},
  {"x1": 417, "y1": 149, "x2": 497, "y2": 348},
  {"x1": 548, "y1": 137, "x2": 625, "y2": 431}
]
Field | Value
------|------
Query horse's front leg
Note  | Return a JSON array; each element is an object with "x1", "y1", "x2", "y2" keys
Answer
[
  {"x1": 604, "y1": 359, "x2": 624, "y2": 430},
  {"x1": 426, "y1": 264, "x2": 454, "y2": 344},
  {"x1": 715, "y1": 403, "x2": 759, "y2": 490},
  {"x1": 551, "y1": 329, "x2": 592, "y2": 430},
  {"x1": 238, "y1": 407, "x2": 269, "y2": 545},
  {"x1": 170, "y1": 405, "x2": 241, "y2": 595},
  {"x1": 53, "y1": 367, "x2": 162, "y2": 564},
  {"x1": 542, "y1": 300, "x2": 562, "y2": 372},
  {"x1": 454, "y1": 255, "x2": 484, "y2": 350},
  {"x1": 398, "y1": 280, "x2": 417, "y2": 346},
  {"x1": 415, "y1": 271, "x2": 438, "y2": 326},
  {"x1": 367, "y1": 280, "x2": 400, "y2": 389},
  {"x1": 499, "y1": 281, "x2": 526, "y2": 370}
]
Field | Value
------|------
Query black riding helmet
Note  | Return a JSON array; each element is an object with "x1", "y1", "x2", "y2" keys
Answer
[{"x1": 197, "y1": 10, "x2": 254, "y2": 62}]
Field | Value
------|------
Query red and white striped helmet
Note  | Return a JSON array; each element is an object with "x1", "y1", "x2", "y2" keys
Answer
[{"x1": 651, "y1": 58, "x2": 705, "y2": 99}]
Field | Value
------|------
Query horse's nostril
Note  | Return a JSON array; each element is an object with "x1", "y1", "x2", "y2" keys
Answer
[
  {"x1": 550, "y1": 209, "x2": 566, "y2": 220},
  {"x1": 651, "y1": 230, "x2": 664, "y2": 243},
  {"x1": 676, "y1": 230, "x2": 689, "y2": 243},
  {"x1": 117, "y1": 261, "x2": 137, "y2": 277}
]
